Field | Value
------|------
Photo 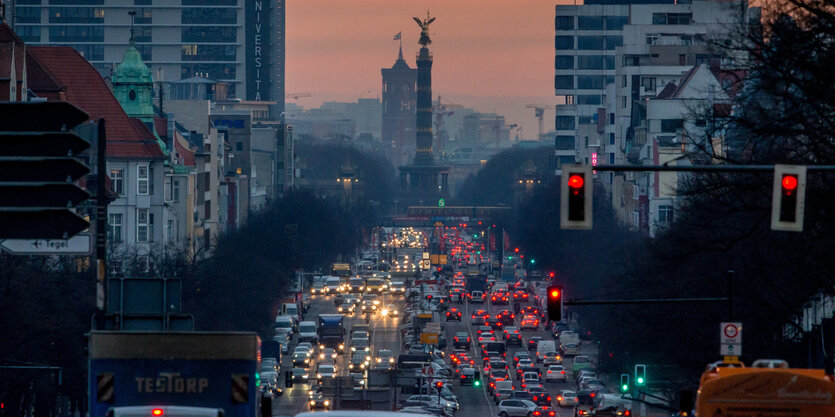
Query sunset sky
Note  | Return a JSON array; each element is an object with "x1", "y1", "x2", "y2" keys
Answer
[{"x1": 286, "y1": 0, "x2": 567, "y2": 140}]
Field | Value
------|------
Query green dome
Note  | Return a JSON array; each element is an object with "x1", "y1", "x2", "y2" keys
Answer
[{"x1": 114, "y1": 43, "x2": 152, "y2": 84}]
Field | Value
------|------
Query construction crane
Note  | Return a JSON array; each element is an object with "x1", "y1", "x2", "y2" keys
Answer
[
  {"x1": 434, "y1": 95, "x2": 463, "y2": 154},
  {"x1": 525, "y1": 104, "x2": 556, "y2": 140},
  {"x1": 286, "y1": 92, "x2": 312, "y2": 100}
]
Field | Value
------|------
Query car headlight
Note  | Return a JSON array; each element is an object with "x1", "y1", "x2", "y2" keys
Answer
[
  {"x1": 351, "y1": 347, "x2": 356, "y2": 351},
  {"x1": 381, "y1": 309, "x2": 389, "y2": 315},
  {"x1": 349, "y1": 364, "x2": 354, "y2": 369},
  {"x1": 324, "y1": 401, "x2": 329, "y2": 406},
  {"x1": 319, "y1": 345, "x2": 325, "y2": 350},
  {"x1": 317, "y1": 374, "x2": 322, "y2": 378},
  {"x1": 339, "y1": 344, "x2": 344, "y2": 349},
  {"x1": 365, "y1": 347, "x2": 370, "y2": 351},
  {"x1": 389, "y1": 358, "x2": 395, "y2": 363},
  {"x1": 310, "y1": 401, "x2": 315, "y2": 406},
  {"x1": 304, "y1": 358, "x2": 309, "y2": 363}
]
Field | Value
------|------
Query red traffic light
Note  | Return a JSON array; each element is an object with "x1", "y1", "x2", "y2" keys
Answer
[
  {"x1": 550, "y1": 289, "x2": 560, "y2": 299},
  {"x1": 782, "y1": 175, "x2": 798, "y2": 191},
  {"x1": 549, "y1": 272, "x2": 555, "y2": 278},
  {"x1": 568, "y1": 175, "x2": 584, "y2": 189},
  {"x1": 514, "y1": 248, "x2": 519, "y2": 253}
]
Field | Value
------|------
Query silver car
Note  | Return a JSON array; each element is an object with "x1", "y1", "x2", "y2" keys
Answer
[{"x1": 497, "y1": 399, "x2": 537, "y2": 417}]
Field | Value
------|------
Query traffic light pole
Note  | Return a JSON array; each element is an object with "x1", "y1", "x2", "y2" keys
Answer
[
  {"x1": 565, "y1": 297, "x2": 729, "y2": 306},
  {"x1": 95, "y1": 119, "x2": 108, "y2": 330}
]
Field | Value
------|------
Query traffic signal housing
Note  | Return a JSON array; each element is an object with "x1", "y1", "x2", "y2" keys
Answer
[
  {"x1": 620, "y1": 374, "x2": 630, "y2": 392},
  {"x1": 474, "y1": 371, "x2": 481, "y2": 387},
  {"x1": 635, "y1": 364, "x2": 646, "y2": 386},
  {"x1": 547, "y1": 285, "x2": 563, "y2": 322},
  {"x1": 771, "y1": 164, "x2": 806, "y2": 232},
  {"x1": 560, "y1": 165, "x2": 593, "y2": 230}
]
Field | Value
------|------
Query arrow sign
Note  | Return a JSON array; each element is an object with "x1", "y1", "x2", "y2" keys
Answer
[
  {"x1": 0, "y1": 233, "x2": 91, "y2": 255},
  {"x1": 0, "y1": 184, "x2": 90, "y2": 207},
  {"x1": 0, "y1": 209, "x2": 89, "y2": 239}
]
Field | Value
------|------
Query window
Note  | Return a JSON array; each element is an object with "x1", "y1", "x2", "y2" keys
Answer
[
  {"x1": 577, "y1": 55, "x2": 604, "y2": 70},
  {"x1": 236, "y1": 142, "x2": 243, "y2": 151},
  {"x1": 577, "y1": 95, "x2": 601, "y2": 105},
  {"x1": 641, "y1": 77, "x2": 656, "y2": 92},
  {"x1": 70, "y1": 44, "x2": 104, "y2": 61},
  {"x1": 555, "y1": 136, "x2": 574, "y2": 150},
  {"x1": 109, "y1": 169, "x2": 124, "y2": 195},
  {"x1": 149, "y1": 213, "x2": 155, "y2": 242},
  {"x1": 605, "y1": 16, "x2": 627, "y2": 30},
  {"x1": 108, "y1": 213, "x2": 123, "y2": 243},
  {"x1": 182, "y1": 26, "x2": 236, "y2": 43},
  {"x1": 609, "y1": 113, "x2": 615, "y2": 125},
  {"x1": 658, "y1": 205, "x2": 674, "y2": 223},
  {"x1": 182, "y1": 8, "x2": 237, "y2": 24},
  {"x1": 17, "y1": 26, "x2": 41, "y2": 42},
  {"x1": 605, "y1": 36, "x2": 622, "y2": 50},
  {"x1": 609, "y1": 153, "x2": 615, "y2": 164},
  {"x1": 577, "y1": 75, "x2": 605, "y2": 89},
  {"x1": 556, "y1": 116, "x2": 575, "y2": 130},
  {"x1": 622, "y1": 97, "x2": 627, "y2": 108},
  {"x1": 555, "y1": 55, "x2": 573, "y2": 69},
  {"x1": 555, "y1": 16, "x2": 573, "y2": 30},
  {"x1": 605, "y1": 56, "x2": 615, "y2": 69},
  {"x1": 609, "y1": 133, "x2": 615, "y2": 145},
  {"x1": 135, "y1": 8, "x2": 152, "y2": 24},
  {"x1": 182, "y1": 0, "x2": 236, "y2": 4},
  {"x1": 646, "y1": 34, "x2": 659, "y2": 45},
  {"x1": 167, "y1": 219, "x2": 176, "y2": 241},
  {"x1": 661, "y1": 119, "x2": 684, "y2": 132},
  {"x1": 181, "y1": 44, "x2": 237, "y2": 61},
  {"x1": 695, "y1": 119, "x2": 707, "y2": 127},
  {"x1": 173, "y1": 180, "x2": 180, "y2": 202},
  {"x1": 577, "y1": 16, "x2": 603, "y2": 30},
  {"x1": 134, "y1": 26, "x2": 151, "y2": 42},
  {"x1": 164, "y1": 176, "x2": 173, "y2": 202},
  {"x1": 622, "y1": 75, "x2": 627, "y2": 87},
  {"x1": 624, "y1": 56, "x2": 639, "y2": 66},
  {"x1": 652, "y1": 13, "x2": 691, "y2": 25},
  {"x1": 180, "y1": 63, "x2": 237, "y2": 80},
  {"x1": 137, "y1": 164, "x2": 149, "y2": 195},
  {"x1": 48, "y1": 26, "x2": 103, "y2": 42},
  {"x1": 49, "y1": 7, "x2": 105, "y2": 23},
  {"x1": 16, "y1": 7, "x2": 41, "y2": 23},
  {"x1": 135, "y1": 44, "x2": 152, "y2": 62},
  {"x1": 555, "y1": 36, "x2": 573, "y2": 50},
  {"x1": 557, "y1": 155, "x2": 575, "y2": 168},
  {"x1": 555, "y1": 75, "x2": 573, "y2": 90},
  {"x1": 136, "y1": 209, "x2": 149, "y2": 243},
  {"x1": 577, "y1": 36, "x2": 604, "y2": 50}
]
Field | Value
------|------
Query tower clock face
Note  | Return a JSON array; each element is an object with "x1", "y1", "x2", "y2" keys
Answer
[{"x1": 129, "y1": 89, "x2": 136, "y2": 101}]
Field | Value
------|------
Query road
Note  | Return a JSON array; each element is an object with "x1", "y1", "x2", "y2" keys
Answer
[{"x1": 274, "y1": 291, "x2": 404, "y2": 416}]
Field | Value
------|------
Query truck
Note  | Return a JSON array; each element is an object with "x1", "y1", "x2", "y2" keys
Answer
[
  {"x1": 559, "y1": 331, "x2": 580, "y2": 349},
  {"x1": 330, "y1": 263, "x2": 352, "y2": 278},
  {"x1": 89, "y1": 332, "x2": 261, "y2": 417},
  {"x1": 501, "y1": 265, "x2": 516, "y2": 282},
  {"x1": 317, "y1": 314, "x2": 345, "y2": 353},
  {"x1": 465, "y1": 275, "x2": 487, "y2": 296}
]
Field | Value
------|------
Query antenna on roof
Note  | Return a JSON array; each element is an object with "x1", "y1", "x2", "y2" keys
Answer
[{"x1": 128, "y1": 10, "x2": 137, "y2": 45}]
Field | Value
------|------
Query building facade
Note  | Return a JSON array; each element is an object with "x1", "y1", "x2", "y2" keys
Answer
[
  {"x1": 381, "y1": 46, "x2": 417, "y2": 167},
  {"x1": 8, "y1": 0, "x2": 284, "y2": 118}
]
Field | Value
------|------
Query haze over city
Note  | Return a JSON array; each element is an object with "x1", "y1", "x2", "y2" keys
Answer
[{"x1": 286, "y1": 0, "x2": 565, "y2": 139}]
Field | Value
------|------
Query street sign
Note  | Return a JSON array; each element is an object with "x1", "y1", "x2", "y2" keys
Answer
[
  {"x1": 438, "y1": 198, "x2": 445, "y2": 207},
  {"x1": 420, "y1": 333, "x2": 439, "y2": 345},
  {"x1": 0, "y1": 233, "x2": 91, "y2": 255},
  {"x1": 720, "y1": 322, "x2": 742, "y2": 344},
  {"x1": 0, "y1": 102, "x2": 92, "y2": 240},
  {"x1": 721, "y1": 343, "x2": 741, "y2": 356}
]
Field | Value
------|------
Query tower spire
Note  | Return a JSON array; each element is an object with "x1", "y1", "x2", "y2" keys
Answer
[
  {"x1": 398, "y1": 39, "x2": 403, "y2": 61},
  {"x1": 128, "y1": 10, "x2": 136, "y2": 46}
]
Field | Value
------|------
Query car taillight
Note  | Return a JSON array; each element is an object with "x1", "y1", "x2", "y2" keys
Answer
[
  {"x1": 624, "y1": 411, "x2": 631, "y2": 416},
  {"x1": 547, "y1": 397, "x2": 551, "y2": 401},
  {"x1": 533, "y1": 396, "x2": 538, "y2": 401},
  {"x1": 560, "y1": 371, "x2": 565, "y2": 374},
  {"x1": 557, "y1": 396, "x2": 563, "y2": 401}
]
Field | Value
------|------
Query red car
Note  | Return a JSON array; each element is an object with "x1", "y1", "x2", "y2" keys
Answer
[{"x1": 446, "y1": 307, "x2": 462, "y2": 321}]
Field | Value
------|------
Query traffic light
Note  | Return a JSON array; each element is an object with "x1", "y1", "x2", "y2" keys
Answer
[
  {"x1": 435, "y1": 381, "x2": 443, "y2": 391},
  {"x1": 546, "y1": 285, "x2": 563, "y2": 322},
  {"x1": 0, "y1": 102, "x2": 92, "y2": 239},
  {"x1": 635, "y1": 364, "x2": 646, "y2": 386},
  {"x1": 771, "y1": 164, "x2": 806, "y2": 232},
  {"x1": 474, "y1": 371, "x2": 481, "y2": 387},
  {"x1": 548, "y1": 272, "x2": 556, "y2": 279},
  {"x1": 620, "y1": 374, "x2": 630, "y2": 392},
  {"x1": 560, "y1": 165, "x2": 593, "y2": 230}
]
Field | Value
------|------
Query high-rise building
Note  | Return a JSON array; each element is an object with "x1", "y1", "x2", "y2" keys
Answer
[
  {"x1": 8, "y1": 0, "x2": 284, "y2": 118},
  {"x1": 381, "y1": 45, "x2": 417, "y2": 167}
]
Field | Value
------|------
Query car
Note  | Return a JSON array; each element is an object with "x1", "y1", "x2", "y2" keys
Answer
[
  {"x1": 491, "y1": 290, "x2": 509, "y2": 305},
  {"x1": 310, "y1": 282, "x2": 327, "y2": 295},
  {"x1": 316, "y1": 364, "x2": 336, "y2": 380},
  {"x1": 375, "y1": 349, "x2": 395, "y2": 368},
  {"x1": 579, "y1": 377, "x2": 605, "y2": 391},
  {"x1": 497, "y1": 399, "x2": 538, "y2": 417},
  {"x1": 531, "y1": 406, "x2": 556, "y2": 417},
  {"x1": 513, "y1": 351, "x2": 531, "y2": 365},
  {"x1": 572, "y1": 355, "x2": 593, "y2": 372},
  {"x1": 292, "y1": 367, "x2": 310, "y2": 383},
  {"x1": 477, "y1": 326, "x2": 494, "y2": 336},
  {"x1": 487, "y1": 359, "x2": 509, "y2": 373},
  {"x1": 308, "y1": 390, "x2": 330, "y2": 410},
  {"x1": 545, "y1": 365, "x2": 567, "y2": 382},
  {"x1": 261, "y1": 357, "x2": 278, "y2": 372},
  {"x1": 513, "y1": 290, "x2": 531, "y2": 302},
  {"x1": 561, "y1": 343, "x2": 581, "y2": 357},
  {"x1": 542, "y1": 352, "x2": 562, "y2": 366},
  {"x1": 516, "y1": 364, "x2": 539, "y2": 380},
  {"x1": 528, "y1": 386, "x2": 552, "y2": 406},
  {"x1": 496, "y1": 310, "x2": 516, "y2": 326},
  {"x1": 527, "y1": 336, "x2": 543, "y2": 351},
  {"x1": 319, "y1": 348, "x2": 337, "y2": 360},
  {"x1": 520, "y1": 315, "x2": 540, "y2": 331},
  {"x1": 349, "y1": 351, "x2": 370, "y2": 370},
  {"x1": 337, "y1": 303, "x2": 355, "y2": 314},
  {"x1": 453, "y1": 332, "x2": 471, "y2": 349},
  {"x1": 446, "y1": 307, "x2": 462, "y2": 321},
  {"x1": 293, "y1": 351, "x2": 311, "y2": 367},
  {"x1": 494, "y1": 388, "x2": 514, "y2": 404},
  {"x1": 351, "y1": 337, "x2": 370, "y2": 352},
  {"x1": 406, "y1": 395, "x2": 459, "y2": 412},
  {"x1": 505, "y1": 331, "x2": 523, "y2": 347},
  {"x1": 470, "y1": 290, "x2": 485, "y2": 303},
  {"x1": 472, "y1": 309, "x2": 489, "y2": 325},
  {"x1": 557, "y1": 390, "x2": 579, "y2": 407},
  {"x1": 520, "y1": 371, "x2": 541, "y2": 389}
]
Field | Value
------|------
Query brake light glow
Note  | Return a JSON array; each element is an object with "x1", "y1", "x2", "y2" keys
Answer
[{"x1": 152, "y1": 409, "x2": 163, "y2": 416}]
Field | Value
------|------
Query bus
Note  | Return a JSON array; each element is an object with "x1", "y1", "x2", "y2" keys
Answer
[
  {"x1": 331, "y1": 263, "x2": 352, "y2": 278},
  {"x1": 696, "y1": 359, "x2": 835, "y2": 416}
]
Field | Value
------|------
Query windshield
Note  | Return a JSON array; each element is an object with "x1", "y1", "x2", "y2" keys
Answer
[{"x1": 299, "y1": 324, "x2": 316, "y2": 333}]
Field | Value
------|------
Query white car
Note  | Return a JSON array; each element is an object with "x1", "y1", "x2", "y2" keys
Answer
[
  {"x1": 545, "y1": 365, "x2": 567, "y2": 382},
  {"x1": 556, "y1": 390, "x2": 579, "y2": 407},
  {"x1": 497, "y1": 399, "x2": 537, "y2": 417}
]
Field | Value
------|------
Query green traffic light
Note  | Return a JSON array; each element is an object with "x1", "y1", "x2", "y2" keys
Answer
[
  {"x1": 637, "y1": 377, "x2": 644, "y2": 384},
  {"x1": 621, "y1": 384, "x2": 628, "y2": 392},
  {"x1": 531, "y1": 259, "x2": 535, "y2": 264},
  {"x1": 474, "y1": 380, "x2": 480, "y2": 387}
]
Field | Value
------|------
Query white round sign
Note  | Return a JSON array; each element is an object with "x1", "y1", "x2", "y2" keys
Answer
[{"x1": 724, "y1": 323, "x2": 739, "y2": 339}]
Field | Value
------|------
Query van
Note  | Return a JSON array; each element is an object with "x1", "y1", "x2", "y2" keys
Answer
[
  {"x1": 482, "y1": 341, "x2": 506, "y2": 357},
  {"x1": 494, "y1": 380, "x2": 513, "y2": 392},
  {"x1": 536, "y1": 340, "x2": 556, "y2": 362},
  {"x1": 298, "y1": 321, "x2": 318, "y2": 343},
  {"x1": 274, "y1": 315, "x2": 294, "y2": 335},
  {"x1": 471, "y1": 291, "x2": 485, "y2": 303},
  {"x1": 594, "y1": 393, "x2": 632, "y2": 414},
  {"x1": 559, "y1": 330, "x2": 579, "y2": 347},
  {"x1": 282, "y1": 302, "x2": 299, "y2": 318}
]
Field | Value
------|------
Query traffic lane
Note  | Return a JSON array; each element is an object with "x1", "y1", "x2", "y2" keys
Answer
[{"x1": 443, "y1": 306, "x2": 496, "y2": 417}]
